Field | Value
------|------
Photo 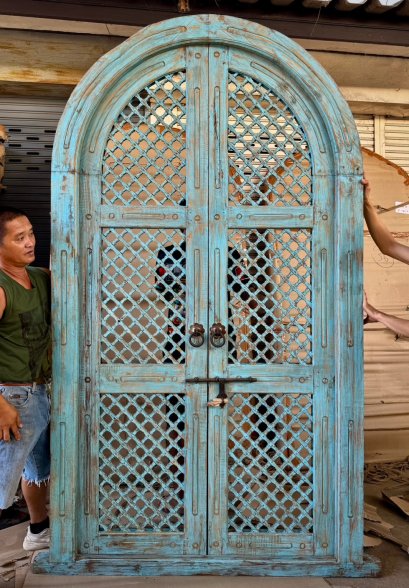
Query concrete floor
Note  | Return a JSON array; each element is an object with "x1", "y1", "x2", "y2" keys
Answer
[
  {"x1": 1, "y1": 483, "x2": 409, "y2": 588},
  {"x1": 22, "y1": 576, "x2": 337, "y2": 587}
]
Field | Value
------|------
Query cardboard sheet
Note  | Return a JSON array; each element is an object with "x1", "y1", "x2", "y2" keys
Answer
[{"x1": 362, "y1": 148, "x2": 409, "y2": 463}]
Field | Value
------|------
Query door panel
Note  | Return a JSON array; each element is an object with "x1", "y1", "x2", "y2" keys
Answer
[
  {"x1": 225, "y1": 388, "x2": 314, "y2": 556},
  {"x1": 207, "y1": 51, "x2": 333, "y2": 556},
  {"x1": 226, "y1": 228, "x2": 312, "y2": 365},
  {"x1": 82, "y1": 51, "x2": 210, "y2": 556},
  {"x1": 81, "y1": 44, "x2": 334, "y2": 559},
  {"x1": 101, "y1": 71, "x2": 188, "y2": 208},
  {"x1": 226, "y1": 69, "x2": 312, "y2": 209},
  {"x1": 100, "y1": 228, "x2": 187, "y2": 365}
]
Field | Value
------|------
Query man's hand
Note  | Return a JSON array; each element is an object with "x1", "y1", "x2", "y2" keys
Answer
[
  {"x1": 0, "y1": 396, "x2": 23, "y2": 441},
  {"x1": 361, "y1": 176, "x2": 370, "y2": 207},
  {"x1": 363, "y1": 292, "x2": 379, "y2": 324}
]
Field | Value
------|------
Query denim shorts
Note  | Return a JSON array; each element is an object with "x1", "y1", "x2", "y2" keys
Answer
[{"x1": 0, "y1": 384, "x2": 50, "y2": 509}]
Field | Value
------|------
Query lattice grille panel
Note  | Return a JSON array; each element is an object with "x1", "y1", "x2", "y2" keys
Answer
[
  {"x1": 228, "y1": 392, "x2": 313, "y2": 534},
  {"x1": 227, "y1": 71, "x2": 312, "y2": 207},
  {"x1": 99, "y1": 393, "x2": 185, "y2": 533},
  {"x1": 102, "y1": 72, "x2": 186, "y2": 206},
  {"x1": 101, "y1": 228, "x2": 186, "y2": 364},
  {"x1": 228, "y1": 229, "x2": 312, "y2": 364}
]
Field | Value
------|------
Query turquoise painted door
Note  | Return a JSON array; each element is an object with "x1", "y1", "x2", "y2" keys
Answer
[
  {"x1": 77, "y1": 44, "x2": 333, "y2": 560},
  {"x1": 45, "y1": 16, "x2": 376, "y2": 576}
]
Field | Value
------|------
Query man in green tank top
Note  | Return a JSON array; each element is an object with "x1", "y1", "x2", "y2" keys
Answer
[{"x1": 0, "y1": 206, "x2": 51, "y2": 551}]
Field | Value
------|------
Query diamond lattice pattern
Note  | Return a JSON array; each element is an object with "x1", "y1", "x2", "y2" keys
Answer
[
  {"x1": 99, "y1": 393, "x2": 185, "y2": 533},
  {"x1": 227, "y1": 71, "x2": 312, "y2": 207},
  {"x1": 228, "y1": 392, "x2": 313, "y2": 534},
  {"x1": 228, "y1": 229, "x2": 312, "y2": 365},
  {"x1": 102, "y1": 72, "x2": 186, "y2": 206},
  {"x1": 101, "y1": 228, "x2": 186, "y2": 364}
]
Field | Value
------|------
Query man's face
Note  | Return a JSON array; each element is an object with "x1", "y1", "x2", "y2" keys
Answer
[{"x1": 0, "y1": 216, "x2": 35, "y2": 267}]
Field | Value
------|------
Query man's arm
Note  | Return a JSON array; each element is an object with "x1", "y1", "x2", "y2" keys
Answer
[
  {"x1": 364, "y1": 294, "x2": 409, "y2": 338},
  {"x1": 363, "y1": 178, "x2": 409, "y2": 265},
  {"x1": 0, "y1": 287, "x2": 23, "y2": 441},
  {"x1": 0, "y1": 286, "x2": 5, "y2": 319}
]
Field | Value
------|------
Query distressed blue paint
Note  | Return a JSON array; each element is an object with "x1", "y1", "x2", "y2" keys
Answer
[{"x1": 45, "y1": 14, "x2": 380, "y2": 577}]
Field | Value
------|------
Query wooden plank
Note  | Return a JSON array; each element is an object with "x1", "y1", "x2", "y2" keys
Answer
[{"x1": 0, "y1": 29, "x2": 119, "y2": 86}]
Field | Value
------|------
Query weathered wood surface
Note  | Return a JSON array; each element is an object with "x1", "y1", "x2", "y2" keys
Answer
[
  {"x1": 0, "y1": 29, "x2": 119, "y2": 87},
  {"x1": 49, "y1": 14, "x2": 376, "y2": 577}
]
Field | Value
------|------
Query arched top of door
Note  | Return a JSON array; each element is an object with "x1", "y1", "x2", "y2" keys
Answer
[{"x1": 55, "y1": 14, "x2": 361, "y2": 178}]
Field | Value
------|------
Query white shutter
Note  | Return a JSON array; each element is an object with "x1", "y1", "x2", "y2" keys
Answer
[
  {"x1": 384, "y1": 117, "x2": 409, "y2": 172},
  {"x1": 354, "y1": 114, "x2": 375, "y2": 151},
  {"x1": 0, "y1": 97, "x2": 66, "y2": 267}
]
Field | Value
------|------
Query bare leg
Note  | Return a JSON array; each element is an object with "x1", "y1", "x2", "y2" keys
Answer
[{"x1": 21, "y1": 479, "x2": 48, "y2": 524}]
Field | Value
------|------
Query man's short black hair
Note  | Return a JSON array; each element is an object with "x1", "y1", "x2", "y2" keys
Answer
[{"x1": 0, "y1": 206, "x2": 28, "y2": 245}]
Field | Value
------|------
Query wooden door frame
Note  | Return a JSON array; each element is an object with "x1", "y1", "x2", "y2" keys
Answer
[{"x1": 36, "y1": 14, "x2": 379, "y2": 577}]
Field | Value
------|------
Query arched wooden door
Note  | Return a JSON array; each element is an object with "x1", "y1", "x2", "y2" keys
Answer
[{"x1": 37, "y1": 15, "x2": 378, "y2": 577}]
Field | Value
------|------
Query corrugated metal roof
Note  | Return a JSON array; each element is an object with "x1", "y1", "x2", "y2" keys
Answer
[
  {"x1": 1, "y1": 0, "x2": 408, "y2": 46},
  {"x1": 236, "y1": 0, "x2": 408, "y2": 14}
]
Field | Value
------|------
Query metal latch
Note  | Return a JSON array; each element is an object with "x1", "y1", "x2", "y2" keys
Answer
[{"x1": 186, "y1": 377, "x2": 257, "y2": 408}]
